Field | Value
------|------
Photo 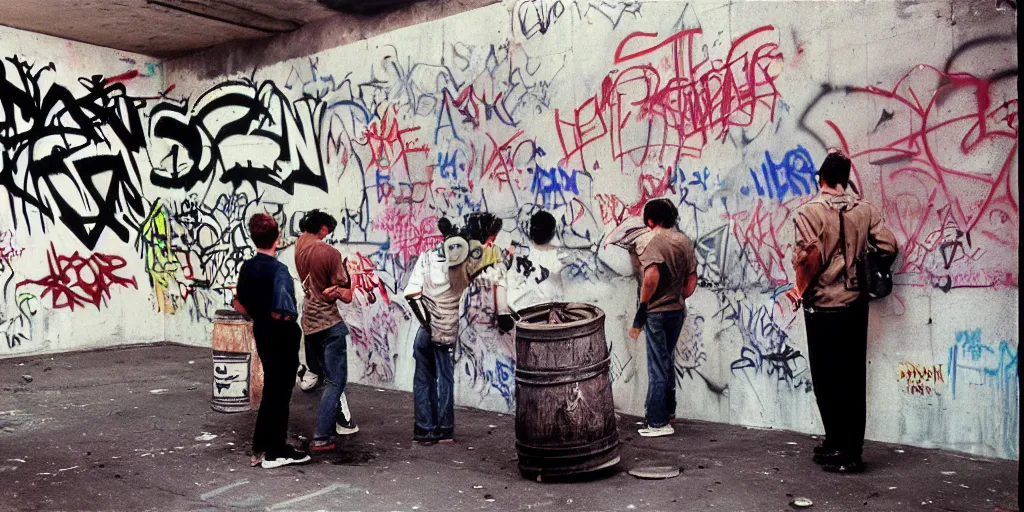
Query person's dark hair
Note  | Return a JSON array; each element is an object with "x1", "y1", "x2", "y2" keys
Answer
[
  {"x1": 299, "y1": 209, "x2": 337, "y2": 235},
  {"x1": 464, "y1": 212, "x2": 503, "y2": 243},
  {"x1": 818, "y1": 150, "x2": 852, "y2": 188},
  {"x1": 529, "y1": 210, "x2": 557, "y2": 245},
  {"x1": 437, "y1": 217, "x2": 457, "y2": 239},
  {"x1": 642, "y1": 199, "x2": 678, "y2": 228},
  {"x1": 248, "y1": 213, "x2": 280, "y2": 250}
]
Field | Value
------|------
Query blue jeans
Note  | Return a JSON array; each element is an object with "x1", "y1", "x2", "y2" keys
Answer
[
  {"x1": 644, "y1": 309, "x2": 685, "y2": 427},
  {"x1": 412, "y1": 327, "x2": 455, "y2": 441},
  {"x1": 307, "y1": 322, "x2": 349, "y2": 439}
]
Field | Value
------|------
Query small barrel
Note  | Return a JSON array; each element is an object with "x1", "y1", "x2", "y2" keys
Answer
[
  {"x1": 211, "y1": 309, "x2": 264, "y2": 413},
  {"x1": 514, "y1": 302, "x2": 620, "y2": 479}
]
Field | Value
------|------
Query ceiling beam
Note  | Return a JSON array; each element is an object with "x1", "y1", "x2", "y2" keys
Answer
[
  {"x1": 317, "y1": 0, "x2": 423, "y2": 16},
  {"x1": 147, "y1": 0, "x2": 301, "y2": 33}
]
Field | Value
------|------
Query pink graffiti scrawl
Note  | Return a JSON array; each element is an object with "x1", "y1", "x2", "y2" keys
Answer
[
  {"x1": 556, "y1": 25, "x2": 783, "y2": 172},
  {"x1": 825, "y1": 64, "x2": 1018, "y2": 288},
  {"x1": 18, "y1": 243, "x2": 139, "y2": 311}
]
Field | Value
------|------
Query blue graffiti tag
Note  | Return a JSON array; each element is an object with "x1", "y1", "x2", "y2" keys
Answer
[
  {"x1": 487, "y1": 356, "x2": 516, "y2": 409},
  {"x1": 530, "y1": 166, "x2": 580, "y2": 208},
  {"x1": 948, "y1": 329, "x2": 1019, "y2": 400},
  {"x1": 742, "y1": 145, "x2": 818, "y2": 202}
]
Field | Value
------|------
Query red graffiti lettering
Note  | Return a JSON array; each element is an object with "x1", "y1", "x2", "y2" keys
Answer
[
  {"x1": 556, "y1": 26, "x2": 783, "y2": 172},
  {"x1": 18, "y1": 243, "x2": 138, "y2": 311}
]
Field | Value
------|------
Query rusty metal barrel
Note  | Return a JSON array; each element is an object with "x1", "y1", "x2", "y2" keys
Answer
[
  {"x1": 514, "y1": 302, "x2": 620, "y2": 479},
  {"x1": 211, "y1": 309, "x2": 264, "y2": 413}
]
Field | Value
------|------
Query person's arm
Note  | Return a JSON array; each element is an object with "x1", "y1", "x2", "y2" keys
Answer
[
  {"x1": 638, "y1": 265, "x2": 660, "y2": 304},
  {"x1": 270, "y1": 266, "x2": 298, "y2": 322},
  {"x1": 787, "y1": 209, "x2": 824, "y2": 309},
  {"x1": 628, "y1": 264, "x2": 660, "y2": 340},
  {"x1": 793, "y1": 245, "x2": 822, "y2": 296},
  {"x1": 323, "y1": 250, "x2": 353, "y2": 303},
  {"x1": 403, "y1": 253, "x2": 430, "y2": 328},
  {"x1": 490, "y1": 263, "x2": 516, "y2": 334},
  {"x1": 628, "y1": 236, "x2": 666, "y2": 340},
  {"x1": 324, "y1": 285, "x2": 354, "y2": 303},
  {"x1": 231, "y1": 296, "x2": 248, "y2": 317},
  {"x1": 682, "y1": 273, "x2": 697, "y2": 299},
  {"x1": 681, "y1": 238, "x2": 698, "y2": 299},
  {"x1": 868, "y1": 205, "x2": 899, "y2": 259}
]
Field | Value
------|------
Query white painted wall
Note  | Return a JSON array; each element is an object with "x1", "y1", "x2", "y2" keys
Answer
[{"x1": 0, "y1": 0, "x2": 1018, "y2": 460}]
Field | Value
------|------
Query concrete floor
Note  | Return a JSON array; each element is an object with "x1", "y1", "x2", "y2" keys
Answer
[{"x1": 0, "y1": 344, "x2": 1018, "y2": 512}]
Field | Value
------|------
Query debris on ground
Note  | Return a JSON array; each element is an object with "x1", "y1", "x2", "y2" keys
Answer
[
  {"x1": 628, "y1": 466, "x2": 681, "y2": 479},
  {"x1": 195, "y1": 432, "x2": 218, "y2": 441},
  {"x1": 21, "y1": 375, "x2": 32, "y2": 383},
  {"x1": 790, "y1": 497, "x2": 813, "y2": 508},
  {"x1": 149, "y1": 389, "x2": 168, "y2": 394}
]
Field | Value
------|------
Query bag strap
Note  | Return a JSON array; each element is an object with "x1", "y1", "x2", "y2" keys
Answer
[{"x1": 836, "y1": 209, "x2": 849, "y2": 282}]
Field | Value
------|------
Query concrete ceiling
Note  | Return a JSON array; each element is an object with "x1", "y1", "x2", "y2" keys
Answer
[{"x1": 0, "y1": 0, "x2": 421, "y2": 58}]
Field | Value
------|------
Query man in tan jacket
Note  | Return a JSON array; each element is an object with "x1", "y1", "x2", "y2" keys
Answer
[{"x1": 788, "y1": 149, "x2": 898, "y2": 474}]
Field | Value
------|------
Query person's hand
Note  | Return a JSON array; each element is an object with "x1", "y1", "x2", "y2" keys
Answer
[
  {"x1": 785, "y1": 288, "x2": 802, "y2": 311},
  {"x1": 628, "y1": 327, "x2": 642, "y2": 340}
]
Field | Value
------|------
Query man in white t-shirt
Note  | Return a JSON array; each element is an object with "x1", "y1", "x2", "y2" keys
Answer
[
  {"x1": 403, "y1": 214, "x2": 506, "y2": 444},
  {"x1": 505, "y1": 210, "x2": 566, "y2": 313}
]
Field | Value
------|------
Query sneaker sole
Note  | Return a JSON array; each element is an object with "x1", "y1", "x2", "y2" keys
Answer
[
  {"x1": 638, "y1": 430, "x2": 674, "y2": 437},
  {"x1": 261, "y1": 455, "x2": 311, "y2": 469},
  {"x1": 336, "y1": 425, "x2": 359, "y2": 435}
]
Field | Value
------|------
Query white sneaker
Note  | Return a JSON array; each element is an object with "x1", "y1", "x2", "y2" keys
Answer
[
  {"x1": 299, "y1": 369, "x2": 320, "y2": 392},
  {"x1": 638, "y1": 424, "x2": 674, "y2": 437},
  {"x1": 260, "y1": 448, "x2": 311, "y2": 469},
  {"x1": 336, "y1": 393, "x2": 359, "y2": 435}
]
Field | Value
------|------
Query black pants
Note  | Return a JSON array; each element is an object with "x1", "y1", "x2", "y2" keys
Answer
[
  {"x1": 804, "y1": 299, "x2": 869, "y2": 459},
  {"x1": 252, "y1": 321, "x2": 301, "y2": 457}
]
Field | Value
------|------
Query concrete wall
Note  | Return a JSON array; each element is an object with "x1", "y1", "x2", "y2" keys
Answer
[{"x1": 1, "y1": 0, "x2": 1018, "y2": 460}]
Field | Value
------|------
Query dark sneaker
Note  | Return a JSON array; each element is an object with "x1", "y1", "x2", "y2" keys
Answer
[
  {"x1": 310, "y1": 439, "x2": 337, "y2": 453},
  {"x1": 813, "y1": 450, "x2": 843, "y2": 465},
  {"x1": 822, "y1": 458, "x2": 865, "y2": 474},
  {"x1": 261, "y1": 448, "x2": 311, "y2": 469},
  {"x1": 813, "y1": 443, "x2": 834, "y2": 455},
  {"x1": 335, "y1": 393, "x2": 359, "y2": 435}
]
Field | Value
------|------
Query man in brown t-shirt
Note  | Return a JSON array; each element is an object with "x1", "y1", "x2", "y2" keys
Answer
[
  {"x1": 788, "y1": 150, "x2": 898, "y2": 474},
  {"x1": 294, "y1": 210, "x2": 356, "y2": 453},
  {"x1": 627, "y1": 199, "x2": 697, "y2": 438}
]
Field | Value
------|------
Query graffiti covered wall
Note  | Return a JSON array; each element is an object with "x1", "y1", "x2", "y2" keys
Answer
[
  {"x1": 0, "y1": 28, "x2": 167, "y2": 354},
  {"x1": 1, "y1": 0, "x2": 1018, "y2": 460}
]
